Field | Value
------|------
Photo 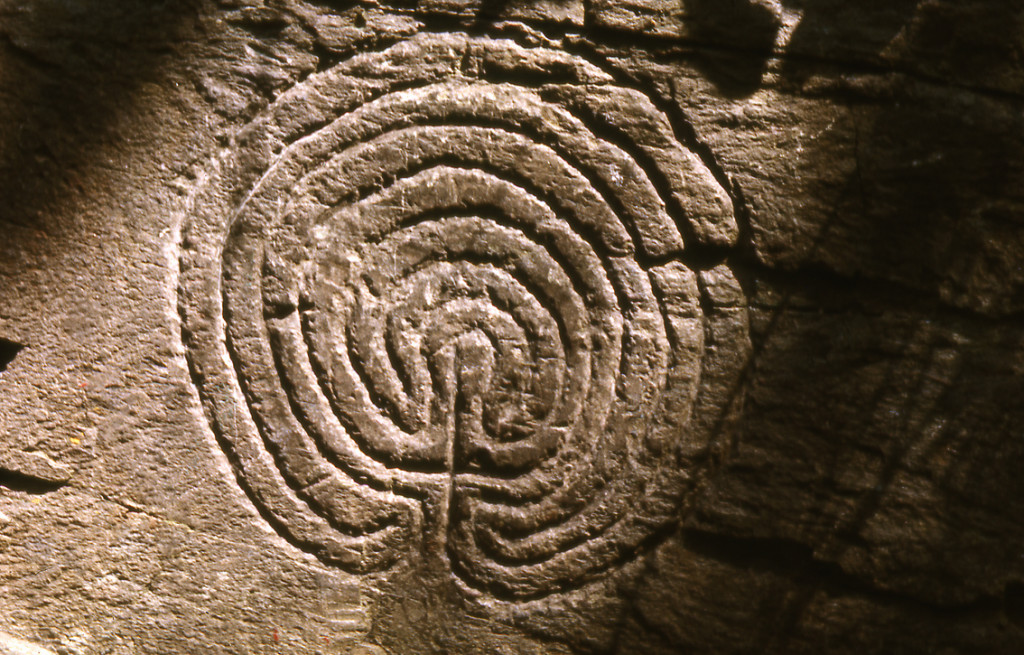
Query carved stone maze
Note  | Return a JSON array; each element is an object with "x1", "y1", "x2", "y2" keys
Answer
[{"x1": 178, "y1": 33, "x2": 746, "y2": 601}]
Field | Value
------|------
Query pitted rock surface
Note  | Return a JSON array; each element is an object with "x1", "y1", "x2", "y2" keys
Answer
[
  {"x1": 179, "y1": 33, "x2": 746, "y2": 601},
  {"x1": 1, "y1": 1, "x2": 1023, "y2": 654}
]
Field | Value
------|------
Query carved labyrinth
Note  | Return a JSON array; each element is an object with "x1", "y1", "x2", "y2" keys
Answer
[{"x1": 179, "y1": 34, "x2": 741, "y2": 600}]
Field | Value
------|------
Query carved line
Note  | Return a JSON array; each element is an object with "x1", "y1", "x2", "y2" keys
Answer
[{"x1": 181, "y1": 34, "x2": 728, "y2": 596}]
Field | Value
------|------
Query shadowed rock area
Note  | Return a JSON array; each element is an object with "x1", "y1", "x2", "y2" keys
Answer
[{"x1": 1, "y1": 1, "x2": 1022, "y2": 653}]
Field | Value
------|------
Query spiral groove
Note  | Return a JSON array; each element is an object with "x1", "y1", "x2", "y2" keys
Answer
[{"x1": 179, "y1": 33, "x2": 743, "y2": 600}]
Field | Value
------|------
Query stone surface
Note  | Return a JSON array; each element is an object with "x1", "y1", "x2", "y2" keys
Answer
[{"x1": 1, "y1": 1, "x2": 1022, "y2": 653}]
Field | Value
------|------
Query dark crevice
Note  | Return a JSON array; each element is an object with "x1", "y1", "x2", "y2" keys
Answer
[
  {"x1": 0, "y1": 338, "x2": 24, "y2": 373},
  {"x1": 673, "y1": 245, "x2": 733, "y2": 272},
  {"x1": 683, "y1": 527, "x2": 837, "y2": 581},
  {"x1": 224, "y1": 8, "x2": 291, "y2": 40},
  {"x1": 308, "y1": 38, "x2": 350, "y2": 73},
  {"x1": 0, "y1": 468, "x2": 67, "y2": 494},
  {"x1": 262, "y1": 304, "x2": 295, "y2": 321}
]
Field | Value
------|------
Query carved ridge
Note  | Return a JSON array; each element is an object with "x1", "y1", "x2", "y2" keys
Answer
[{"x1": 178, "y1": 32, "x2": 747, "y2": 600}]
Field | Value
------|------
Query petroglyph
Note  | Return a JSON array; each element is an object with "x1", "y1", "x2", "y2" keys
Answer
[{"x1": 179, "y1": 32, "x2": 745, "y2": 600}]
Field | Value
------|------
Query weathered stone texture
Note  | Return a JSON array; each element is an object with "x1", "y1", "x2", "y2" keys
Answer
[{"x1": 1, "y1": 1, "x2": 1022, "y2": 653}]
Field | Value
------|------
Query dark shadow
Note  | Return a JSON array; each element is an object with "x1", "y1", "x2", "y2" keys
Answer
[
  {"x1": 0, "y1": 468, "x2": 66, "y2": 494},
  {"x1": 779, "y1": 0, "x2": 921, "y2": 85},
  {"x1": 773, "y1": 1, "x2": 1024, "y2": 317},
  {"x1": 0, "y1": 338, "x2": 23, "y2": 373},
  {"x1": 0, "y1": 1, "x2": 198, "y2": 236},
  {"x1": 1005, "y1": 583, "x2": 1024, "y2": 631},
  {"x1": 616, "y1": 2, "x2": 1024, "y2": 650},
  {"x1": 681, "y1": 0, "x2": 781, "y2": 98}
]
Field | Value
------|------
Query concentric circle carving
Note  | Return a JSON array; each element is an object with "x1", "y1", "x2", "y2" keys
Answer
[{"x1": 179, "y1": 33, "x2": 744, "y2": 600}]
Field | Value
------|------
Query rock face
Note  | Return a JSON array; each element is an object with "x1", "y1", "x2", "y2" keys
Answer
[{"x1": 0, "y1": 1, "x2": 1022, "y2": 654}]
